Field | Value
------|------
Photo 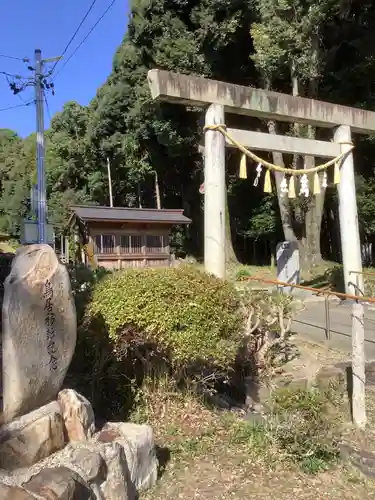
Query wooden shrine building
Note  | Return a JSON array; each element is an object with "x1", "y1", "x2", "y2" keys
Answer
[{"x1": 68, "y1": 205, "x2": 191, "y2": 270}]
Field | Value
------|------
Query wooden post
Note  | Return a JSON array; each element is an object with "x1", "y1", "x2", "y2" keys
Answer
[
  {"x1": 65, "y1": 236, "x2": 69, "y2": 263},
  {"x1": 107, "y1": 157, "x2": 114, "y2": 208},
  {"x1": 60, "y1": 235, "x2": 64, "y2": 261},
  {"x1": 351, "y1": 301, "x2": 366, "y2": 428},
  {"x1": 204, "y1": 104, "x2": 226, "y2": 278},
  {"x1": 334, "y1": 125, "x2": 364, "y2": 295},
  {"x1": 154, "y1": 171, "x2": 161, "y2": 209}
]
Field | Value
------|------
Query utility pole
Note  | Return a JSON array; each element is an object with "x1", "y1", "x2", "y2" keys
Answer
[
  {"x1": 6, "y1": 49, "x2": 62, "y2": 245},
  {"x1": 35, "y1": 49, "x2": 46, "y2": 244},
  {"x1": 34, "y1": 49, "x2": 62, "y2": 244},
  {"x1": 107, "y1": 157, "x2": 114, "y2": 207}
]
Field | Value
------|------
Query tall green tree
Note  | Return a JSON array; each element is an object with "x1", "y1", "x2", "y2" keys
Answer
[
  {"x1": 0, "y1": 132, "x2": 35, "y2": 236},
  {"x1": 45, "y1": 101, "x2": 103, "y2": 233},
  {"x1": 3, "y1": 0, "x2": 375, "y2": 268},
  {"x1": 250, "y1": 0, "x2": 340, "y2": 267},
  {"x1": 89, "y1": 0, "x2": 257, "y2": 257}
]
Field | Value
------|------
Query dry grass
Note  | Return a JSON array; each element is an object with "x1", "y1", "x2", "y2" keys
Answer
[
  {"x1": 134, "y1": 374, "x2": 375, "y2": 500},
  {"x1": 125, "y1": 265, "x2": 375, "y2": 499}
]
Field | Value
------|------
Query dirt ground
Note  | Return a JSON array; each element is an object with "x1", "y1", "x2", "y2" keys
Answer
[
  {"x1": 139, "y1": 337, "x2": 375, "y2": 500},
  {"x1": 142, "y1": 457, "x2": 374, "y2": 499}
]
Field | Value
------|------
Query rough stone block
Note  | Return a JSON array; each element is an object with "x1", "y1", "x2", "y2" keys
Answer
[
  {"x1": 316, "y1": 366, "x2": 346, "y2": 391},
  {"x1": 0, "y1": 483, "x2": 36, "y2": 499},
  {"x1": 244, "y1": 377, "x2": 271, "y2": 412},
  {"x1": 281, "y1": 377, "x2": 309, "y2": 391},
  {"x1": 9, "y1": 440, "x2": 132, "y2": 500},
  {"x1": 99, "y1": 441, "x2": 133, "y2": 500},
  {"x1": 42, "y1": 443, "x2": 105, "y2": 486},
  {"x1": 97, "y1": 422, "x2": 158, "y2": 491},
  {"x1": 22, "y1": 466, "x2": 94, "y2": 499},
  {"x1": 2, "y1": 244, "x2": 77, "y2": 423},
  {"x1": 0, "y1": 401, "x2": 65, "y2": 470},
  {"x1": 58, "y1": 389, "x2": 95, "y2": 442}
]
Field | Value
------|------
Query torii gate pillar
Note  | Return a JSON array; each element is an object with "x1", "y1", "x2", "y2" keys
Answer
[
  {"x1": 334, "y1": 125, "x2": 364, "y2": 295},
  {"x1": 204, "y1": 104, "x2": 226, "y2": 278},
  {"x1": 147, "y1": 69, "x2": 375, "y2": 287}
]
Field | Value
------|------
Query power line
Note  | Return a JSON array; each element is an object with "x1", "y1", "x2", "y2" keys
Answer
[
  {"x1": 50, "y1": 0, "x2": 99, "y2": 75},
  {"x1": 0, "y1": 54, "x2": 29, "y2": 62},
  {"x1": 0, "y1": 101, "x2": 34, "y2": 113},
  {"x1": 54, "y1": 0, "x2": 117, "y2": 80},
  {"x1": 16, "y1": 92, "x2": 33, "y2": 105},
  {"x1": 0, "y1": 70, "x2": 25, "y2": 79},
  {"x1": 4, "y1": 74, "x2": 29, "y2": 104},
  {"x1": 2, "y1": 71, "x2": 35, "y2": 105}
]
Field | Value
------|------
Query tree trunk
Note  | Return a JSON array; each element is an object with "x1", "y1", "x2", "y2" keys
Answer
[
  {"x1": 263, "y1": 76, "x2": 297, "y2": 248},
  {"x1": 302, "y1": 154, "x2": 325, "y2": 268},
  {"x1": 301, "y1": 34, "x2": 324, "y2": 267},
  {"x1": 287, "y1": 56, "x2": 325, "y2": 271},
  {"x1": 267, "y1": 119, "x2": 297, "y2": 244}
]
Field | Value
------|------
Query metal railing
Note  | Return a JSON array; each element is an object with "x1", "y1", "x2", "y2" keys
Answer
[
  {"x1": 245, "y1": 273, "x2": 372, "y2": 428},
  {"x1": 245, "y1": 275, "x2": 375, "y2": 342}
]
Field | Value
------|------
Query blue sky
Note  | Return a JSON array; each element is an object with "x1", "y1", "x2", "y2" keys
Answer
[{"x1": 0, "y1": 0, "x2": 128, "y2": 137}]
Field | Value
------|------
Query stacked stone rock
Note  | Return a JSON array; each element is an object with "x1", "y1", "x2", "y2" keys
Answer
[{"x1": 0, "y1": 245, "x2": 158, "y2": 499}]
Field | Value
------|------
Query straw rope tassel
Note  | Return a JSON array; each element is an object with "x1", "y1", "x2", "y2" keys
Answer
[
  {"x1": 313, "y1": 172, "x2": 321, "y2": 195},
  {"x1": 334, "y1": 161, "x2": 340, "y2": 184},
  {"x1": 263, "y1": 169, "x2": 272, "y2": 193},
  {"x1": 288, "y1": 176, "x2": 296, "y2": 199},
  {"x1": 239, "y1": 153, "x2": 247, "y2": 179}
]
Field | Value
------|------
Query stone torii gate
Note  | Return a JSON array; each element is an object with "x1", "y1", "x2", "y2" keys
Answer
[{"x1": 147, "y1": 69, "x2": 375, "y2": 296}]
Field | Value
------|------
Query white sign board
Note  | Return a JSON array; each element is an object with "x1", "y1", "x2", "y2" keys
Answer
[
  {"x1": 21, "y1": 221, "x2": 55, "y2": 245},
  {"x1": 276, "y1": 241, "x2": 300, "y2": 294}
]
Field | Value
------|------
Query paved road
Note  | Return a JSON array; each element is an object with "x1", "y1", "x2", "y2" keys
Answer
[{"x1": 294, "y1": 299, "x2": 375, "y2": 360}]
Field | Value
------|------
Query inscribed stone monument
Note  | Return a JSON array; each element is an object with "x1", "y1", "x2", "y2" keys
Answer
[
  {"x1": 276, "y1": 241, "x2": 300, "y2": 294},
  {"x1": 2, "y1": 244, "x2": 77, "y2": 423}
]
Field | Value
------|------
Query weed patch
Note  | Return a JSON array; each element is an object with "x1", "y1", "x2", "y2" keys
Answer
[{"x1": 267, "y1": 387, "x2": 340, "y2": 473}]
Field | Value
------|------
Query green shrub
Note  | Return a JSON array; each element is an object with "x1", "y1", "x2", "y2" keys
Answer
[
  {"x1": 269, "y1": 388, "x2": 339, "y2": 473},
  {"x1": 235, "y1": 266, "x2": 252, "y2": 281},
  {"x1": 69, "y1": 265, "x2": 302, "y2": 421},
  {"x1": 228, "y1": 387, "x2": 340, "y2": 474},
  {"x1": 67, "y1": 264, "x2": 111, "y2": 322},
  {"x1": 86, "y1": 266, "x2": 243, "y2": 380}
]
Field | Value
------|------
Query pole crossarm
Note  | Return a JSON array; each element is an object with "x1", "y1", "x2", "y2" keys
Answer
[
  {"x1": 204, "y1": 124, "x2": 353, "y2": 176},
  {"x1": 148, "y1": 69, "x2": 375, "y2": 134}
]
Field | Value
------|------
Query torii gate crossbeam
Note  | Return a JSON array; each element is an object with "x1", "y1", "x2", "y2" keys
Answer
[
  {"x1": 147, "y1": 69, "x2": 375, "y2": 430},
  {"x1": 147, "y1": 69, "x2": 375, "y2": 297}
]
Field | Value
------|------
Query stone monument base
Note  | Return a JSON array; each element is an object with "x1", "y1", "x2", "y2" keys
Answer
[{"x1": 0, "y1": 389, "x2": 158, "y2": 500}]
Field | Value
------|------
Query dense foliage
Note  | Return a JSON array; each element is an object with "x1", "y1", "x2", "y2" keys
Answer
[
  {"x1": 67, "y1": 264, "x2": 298, "y2": 419},
  {"x1": 87, "y1": 266, "x2": 242, "y2": 373},
  {"x1": 2, "y1": 0, "x2": 375, "y2": 266},
  {"x1": 67, "y1": 265, "x2": 243, "y2": 418}
]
